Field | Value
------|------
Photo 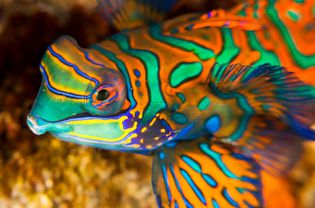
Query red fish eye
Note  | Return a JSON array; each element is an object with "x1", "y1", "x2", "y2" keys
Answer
[{"x1": 92, "y1": 86, "x2": 117, "y2": 109}]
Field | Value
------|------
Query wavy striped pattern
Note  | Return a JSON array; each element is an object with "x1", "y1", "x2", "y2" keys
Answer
[
  {"x1": 152, "y1": 139, "x2": 262, "y2": 207},
  {"x1": 28, "y1": 1, "x2": 315, "y2": 207}
]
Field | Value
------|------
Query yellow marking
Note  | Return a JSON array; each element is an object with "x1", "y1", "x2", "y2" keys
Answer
[
  {"x1": 133, "y1": 144, "x2": 140, "y2": 148},
  {"x1": 154, "y1": 137, "x2": 160, "y2": 140},
  {"x1": 140, "y1": 139, "x2": 144, "y2": 143},
  {"x1": 166, "y1": 132, "x2": 172, "y2": 137},
  {"x1": 312, "y1": 123, "x2": 315, "y2": 130},
  {"x1": 67, "y1": 116, "x2": 138, "y2": 143},
  {"x1": 69, "y1": 132, "x2": 126, "y2": 143},
  {"x1": 141, "y1": 127, "x2": 147, "y2": 133},
  {"x1": 146, "y1": 145, "x2": 153, "y2": 149},
  {"x1": 160, "y1": 129, "x2": 166, "y2": 133},
  {"x1": 149, "y1": 117, "x2": 157, "y2": 126},
  {"x1": 122, "y1": 133, "x2": 138, "y2": 145}
]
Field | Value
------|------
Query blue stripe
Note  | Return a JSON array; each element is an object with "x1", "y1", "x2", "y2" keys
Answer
[
  {"x1": 48, "y1": 46, "x2": 99, "y2": 85},
  {"x1": 181, "y1": 155, "x2": 218, "y2": 188},
  {"x1": 169, "y1": 166, "x2": 193, "y2": 208},
  {"x1": 40, "y1": 64, "x2": 88, "y2": 99},
  {"x1": 202, "y1": 174, "x2": 217, "y2": 188},
  {"x1": 200, "y1": 144, "x2": 238, "y2": 179},
  {"x1": 181, "y1": 155, "x2": 202, "y2": 172},
  {"x1": 180, "y1": 169, "x2": 207, "y2": 205},
  {"x1": 222, "y1": 188, "x2": 239, "y2": 207},
  {"x1": 161, "y1": 164, "x2": 172, "y2": 203}
]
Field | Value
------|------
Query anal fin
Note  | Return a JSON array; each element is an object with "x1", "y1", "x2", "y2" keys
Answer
[{"x1": 152, "y1": 138, "x2": 262, "y2": 208}]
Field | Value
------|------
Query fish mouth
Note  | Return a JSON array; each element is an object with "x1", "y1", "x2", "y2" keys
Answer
[
  {"x1": 27, "y1": 114, "x2": 72, "y2": 135},
  {"x1": 27, "y1": 114, "x2": 50, "y2": 135}
]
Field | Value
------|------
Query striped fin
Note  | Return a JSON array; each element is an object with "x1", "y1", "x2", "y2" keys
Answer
[
  {"x1": 96, "y1": 0, "x2": 181, "y2": 30},
  {"x1": 152, "y1": 138, "x2": 262, "y2": 208},
  {"x1": 237, "y1": 116, "x2": 303, "y2": 175},
  {"x1": 208, "y1": 63, "x2": 315, "y2": 140}
]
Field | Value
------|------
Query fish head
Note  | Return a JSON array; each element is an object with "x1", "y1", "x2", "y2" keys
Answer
[{"x1": 27, "y1": 35, "x2": 140, "y2": 151}]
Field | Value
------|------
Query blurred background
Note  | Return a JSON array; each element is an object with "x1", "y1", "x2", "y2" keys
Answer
[{"x1": 0, "y1": 0, "x2": 315, "y2": 207}]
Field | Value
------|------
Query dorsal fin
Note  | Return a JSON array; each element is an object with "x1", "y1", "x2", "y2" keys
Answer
[{"x1": 96, "y1": 0, "x2": 181, "y2": 30}]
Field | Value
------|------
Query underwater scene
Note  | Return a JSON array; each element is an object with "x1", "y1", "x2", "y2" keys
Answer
[{"x1": 1, "y1": 0, "x2": 315, "y2": 207}]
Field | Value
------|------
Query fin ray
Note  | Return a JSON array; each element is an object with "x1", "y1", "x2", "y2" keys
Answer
[{"x1": 152, "y1": 138, "x2": 263, "y2": 207}]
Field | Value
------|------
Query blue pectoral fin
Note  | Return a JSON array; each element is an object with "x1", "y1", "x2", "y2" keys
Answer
[{"x1": 152, "y1": 138, "x2": 262, "y2": 208}]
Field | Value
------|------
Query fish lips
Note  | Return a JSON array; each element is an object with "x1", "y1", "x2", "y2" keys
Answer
[{"x1": 26, "y1": 114, "x2": 72, "y2": 135}]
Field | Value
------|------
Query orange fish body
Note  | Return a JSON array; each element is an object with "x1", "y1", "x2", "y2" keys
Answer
[{"x1": 27, "y1": 0, "x2": 315, "y2": 207}]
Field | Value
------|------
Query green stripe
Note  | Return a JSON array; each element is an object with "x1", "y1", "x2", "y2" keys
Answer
[
  {"x1": 247, "y1": 31, "x2": 280, "y2": 65},
  {"x1": 150, "y1": 25, "x2": 215, "y2": 61},
  {"x1": 110, "y1": 33, "x2": 166, "y2": 124},
  {"x1": 267, "y1": 3, "x2": 315, "y2": 69},
  {"x1": 169, "y1": 62, "x2": 202, "y2": 87},
  {"x1": 215, "y1": 28, "x2": 240, "y2": 79}
]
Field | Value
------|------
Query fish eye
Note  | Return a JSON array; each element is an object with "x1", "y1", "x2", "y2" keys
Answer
[{"x1": 96, "y1": 89, "x2": 109, "y2": 101}]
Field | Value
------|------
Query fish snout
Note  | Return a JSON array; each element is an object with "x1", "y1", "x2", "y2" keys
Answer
[{"x1": 26, "y1": 114, "x2": 49, "y2": 135}]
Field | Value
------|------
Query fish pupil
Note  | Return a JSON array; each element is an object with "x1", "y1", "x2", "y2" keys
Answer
[{"x1": 96, "y1": 89, "x2": 109, "y2": 101}]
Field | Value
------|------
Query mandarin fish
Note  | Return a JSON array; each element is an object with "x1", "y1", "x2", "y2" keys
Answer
[{"x1": 27, "y1": 0, "x2": 315, "y2": 207}]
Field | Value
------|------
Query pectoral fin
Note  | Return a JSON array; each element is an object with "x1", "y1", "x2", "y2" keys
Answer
[
  {"x1": 152, "y1": 138, "x2": 262, "y2": 208},
  {"x1": 208, "y1": 63, "x2": 315, "y2": 140}
]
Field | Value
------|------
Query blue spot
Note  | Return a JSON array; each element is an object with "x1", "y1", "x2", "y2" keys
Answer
[
  {"x1": 135, "y1": 80, "x2": 141, "y2": 87},
  {"x1": 170, "y1": 28, "x2": 179, "y2": 34},
  {"x1": 171, "y1": 113, "x2": 188, "y2": 124},
  {"x1": 133, "y1": 69, "x2": 141, "y2": 77},
  {"x1": 176, "y1": 92, "x2": 186, "y2": 103},
  {"x1": 159, "y1": 152, "x2": 165, "y2": 160},
  {"x1": 205, "y1": 115, "x2": 221, "y2": 133},
  {"x1": 185, "y1": 24, "x2": 194, "y2": 31},
  {"x1": 166, "y1": 141, "x2": 176, "y2": 148},
  {"x1": 174, "y1": 201, "x2": 179, "y2": 208},
  {"x1": 180, "y1": 169, "x2": 207, "y2": 205}
]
